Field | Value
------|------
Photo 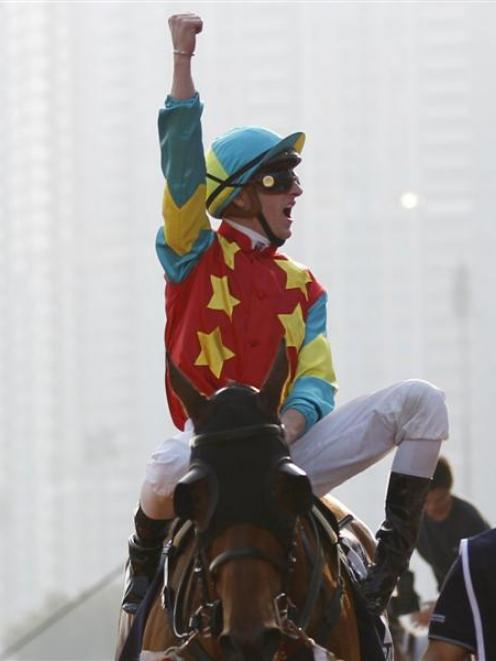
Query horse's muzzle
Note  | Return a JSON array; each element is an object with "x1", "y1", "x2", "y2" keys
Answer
[{"x1": 219, "y1": 626, "x2": 282, "y2": 661}]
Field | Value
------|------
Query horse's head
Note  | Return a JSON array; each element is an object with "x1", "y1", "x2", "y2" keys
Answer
[{"x1": 168, "y1": 345, "x2": 313, "y2": 660}]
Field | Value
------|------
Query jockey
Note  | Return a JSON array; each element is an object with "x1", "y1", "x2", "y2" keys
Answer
[{"x1": 121, "y1": 13, "x2": 449, "y2": 617}]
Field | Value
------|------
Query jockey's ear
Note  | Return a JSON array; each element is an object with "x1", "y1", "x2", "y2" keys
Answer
[
  {"x1": 259, "y1": 340, "x2": 288, "y2": 416},
  {"x1": 167, "y1": 356, "x2": 208, "y2": 424}
]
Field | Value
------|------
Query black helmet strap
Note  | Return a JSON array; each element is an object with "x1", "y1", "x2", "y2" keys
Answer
[
  {"x1": 243, "y1": 186, "x2": 286, "y2": 248},
  {"x1": 257, "y1": 211, "x2": 285, "y2": 247},
  {"x1": 206, "y1": 148, "x2": 271, "y2": 209}
]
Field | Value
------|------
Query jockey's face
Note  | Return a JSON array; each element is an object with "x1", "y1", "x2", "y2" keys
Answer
[
  {"x1": 229, "y1": 173, "x2": 303, "y2": 243},
  {"x1": 255, "y1": 176, "x2": 303, "y2": 242},
  {"x1": 424, "y1": 487, "x2": 452, "y2": 521}
]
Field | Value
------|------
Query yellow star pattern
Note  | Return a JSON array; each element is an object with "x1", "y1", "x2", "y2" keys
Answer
[
  {"x1": 207, "y1": 275, "x2": 241, "y2": 320},
  {"x1": 278, "y1": 304, "x2": 305, "y2": 349},
  {"x1": 217, "y1": 234, "x2": 240, "y2": 270},
  {"x1": 195, "y1": 327, "x2": 235, "y2": 379},
  {"x1": 275, "y1": 259, "x2": 312, "y2": 299}
]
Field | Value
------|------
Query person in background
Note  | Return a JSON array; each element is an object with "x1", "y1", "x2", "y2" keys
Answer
[
  {"x1": 418, "y1": 456, "x2": 490, "y2": 591},
  {"x1": 422, "y1": 528, "x2": 496, "y2": 660},
  {"x1": 391, "y1": 455, "x2": 490, "y2": 631}
]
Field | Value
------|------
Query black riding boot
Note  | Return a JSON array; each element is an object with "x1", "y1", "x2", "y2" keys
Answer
[
  {"x1": 121, "y1": 506, "x2": 171, "y2": 614},
  {"x1": 360, "y1": 472, "x2": 431, "y2": 615}
]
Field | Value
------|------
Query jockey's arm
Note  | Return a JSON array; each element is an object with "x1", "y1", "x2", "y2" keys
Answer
[
  {"x1": 282, "y1": 290, "x2": 338, "y2": 438},
  {"x1": 168, "y1": 13, "x2": 201, "y2": 99},
  {"x1": 281, "y1": 408, "x2": 306, "y2": 446},
  {"x1": 422, "y1": 640, "x2": 471, "y2": 661},
  {"x1": 156, "y1": 13, "x2": 213, "y2": 282}
]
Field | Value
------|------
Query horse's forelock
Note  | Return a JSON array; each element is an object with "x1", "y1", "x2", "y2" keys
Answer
[
  {"x1": 197, "y1": 384, "x2": 279, "y2": 434},
  {"x1": 186, "y1": 380, "x2": 294, "y2": 544}
]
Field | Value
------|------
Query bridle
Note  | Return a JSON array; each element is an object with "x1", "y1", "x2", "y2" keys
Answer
[
  {"x1": 191, "y1": 423, "x2": 285, "y2": 447},
  {"x1": 209, "y1": 545, "x2": 289, "y2": 578},
  {"x1": 192, "y1": 421, "x2": 299, "y2": 601},
  {"x1": 166, "y1": 424, "x2": 300, "y2": 641},
  {"x1": 165, "y1": 422, "x2": 345, "y2": 658}
]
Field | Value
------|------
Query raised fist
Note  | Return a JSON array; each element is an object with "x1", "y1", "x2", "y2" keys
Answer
[{"x1": 168, "y1": 13, "x2": 203, "y2": 55}]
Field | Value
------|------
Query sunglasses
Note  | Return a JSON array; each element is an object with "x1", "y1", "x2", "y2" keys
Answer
[{"x1": 253, "y1": 169, "x2": 300, "y2": 194}]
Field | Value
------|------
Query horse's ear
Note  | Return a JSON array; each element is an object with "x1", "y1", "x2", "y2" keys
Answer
[
  {"x1": 174, "y1": 464, "x2": 218, "y2": 531},
  {"x1": 259, "y1": 341, "x2": 289, "y2": 415},
  {"x1": 167, "y1": 356, "x2": 208, "y2": 424}
]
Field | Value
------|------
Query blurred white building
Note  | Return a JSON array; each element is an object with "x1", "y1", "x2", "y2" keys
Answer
[
  {"x1": 0, "y1": 2, "x2": 172, "y2": 646},
  {"x1": 303, "y1": 2, "x2": 495, "y2": 603},
  {"x1": 1, "y1": 1, "x2": 495, "y2": 655}
]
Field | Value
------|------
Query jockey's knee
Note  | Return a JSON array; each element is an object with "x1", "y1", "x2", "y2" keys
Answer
[
  {"x1": 395, "y1": 379, "x2": 449, "y2": 444},
  {"x1": 387, "y1": 380, "x2": 448, "y2": 477},
  {"x1": 402, "y1": 378, "x2": 446, "y2": 414},
  {"x1": 140, "y1": 434, "x2": 191, "y2": 519},
  {"x1": 140, "y1": 481, "x2": 175, "y2": 520}
]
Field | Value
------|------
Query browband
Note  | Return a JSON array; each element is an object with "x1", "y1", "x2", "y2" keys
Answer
[{"x1": 191, "y1": 423, "x2": 286, "y2": 448}]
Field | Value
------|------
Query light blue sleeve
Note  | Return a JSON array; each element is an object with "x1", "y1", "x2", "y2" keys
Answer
[
  {"x1": 282, "y1": 293, "x2": 337, "y2": 432},
  {"x1": 157, "y1": 93, "x2": 213, "y2": 282}
]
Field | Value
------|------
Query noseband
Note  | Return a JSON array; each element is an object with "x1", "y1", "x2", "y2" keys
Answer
[{"x1": 209, "y1": 545, "x2": 289, "y2": 578}]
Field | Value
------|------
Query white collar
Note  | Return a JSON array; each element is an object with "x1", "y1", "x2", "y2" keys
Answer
[{"x1": 224, "y1": 219, "x2": 270, "y2": 250}]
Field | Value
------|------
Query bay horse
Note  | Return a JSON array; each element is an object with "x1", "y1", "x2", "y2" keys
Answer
[{"x1": 116, "y1": 347, "x2": 390, "y2": 661}]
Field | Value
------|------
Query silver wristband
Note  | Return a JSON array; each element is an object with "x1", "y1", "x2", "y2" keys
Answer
[{"x1": 173, "y1": 49, "x2": 195, "y2": 57}]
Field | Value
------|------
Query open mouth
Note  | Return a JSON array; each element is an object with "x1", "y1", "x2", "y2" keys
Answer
[{"x1": 283, "y1": 206, "x2": 292, "y2": 219}]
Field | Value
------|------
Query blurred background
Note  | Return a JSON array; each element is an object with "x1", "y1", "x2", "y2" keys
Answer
[{"x1": 1, "y1": 1, "x2": 495, "y2": 658}]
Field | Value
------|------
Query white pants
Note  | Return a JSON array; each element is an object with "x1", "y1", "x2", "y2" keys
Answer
[{"x1": 145, "y1": 379, "x2": 449, "y2": 499}]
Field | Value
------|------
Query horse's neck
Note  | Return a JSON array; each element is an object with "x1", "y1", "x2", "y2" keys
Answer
[{"x1": 291, "y1": 502, "x2": 364, "y2": 661}]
